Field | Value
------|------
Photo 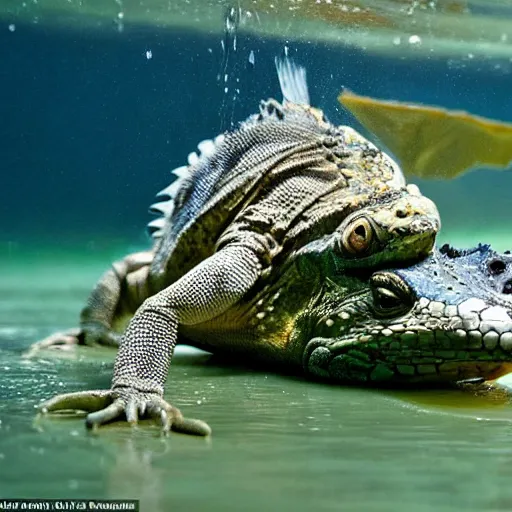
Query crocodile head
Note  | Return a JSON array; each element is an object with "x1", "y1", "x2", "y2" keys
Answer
[{"x1": 303, "y1": 244, "x2": 512, "y2": 385}]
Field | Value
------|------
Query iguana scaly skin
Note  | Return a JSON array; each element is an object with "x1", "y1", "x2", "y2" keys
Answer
[{"x1": 32, "y1": 60, "x2": 443, "y2": 436}]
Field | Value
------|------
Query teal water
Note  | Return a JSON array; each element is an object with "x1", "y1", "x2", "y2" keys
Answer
[{"x1": 3, "y1": 244, "x2": 512, "y2": 511}]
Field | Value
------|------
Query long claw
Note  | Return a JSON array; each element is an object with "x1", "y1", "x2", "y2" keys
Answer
[
  {"x1": 125, "y1": 400, "x2": 138, "y2": 425},
  {"x1": 160, "y1": 409, "x2": 172, "y2": 435},
  {"x1": 146, "y1": 403, "x2": 169, "y2": 433},
  {"x1": 138, "y1": 402, "x2": 147, "y2": 417},
  {"x1": 171, "y1": 417, "x2": 212, "y2": 436},
  {"x1": 85, "y1": 400, "x2": 125, "y2": 428},
  {"x1": 40, "y1": 390, "x2": 111, "y2": 413}
]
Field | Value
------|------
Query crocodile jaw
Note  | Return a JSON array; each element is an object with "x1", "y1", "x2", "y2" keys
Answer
[{"x1": 304, "y1": 298, "x2": 512, "y2": 385}]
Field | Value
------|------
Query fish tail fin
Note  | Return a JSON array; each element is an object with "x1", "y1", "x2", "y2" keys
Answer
[{"x1": 275, "y1": 56, "x2": 310, "y2": 106}]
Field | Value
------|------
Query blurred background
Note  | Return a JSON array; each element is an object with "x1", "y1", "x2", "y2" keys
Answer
[{"x1": 1, "y1": 0, "x2": 511, "y2": 254}]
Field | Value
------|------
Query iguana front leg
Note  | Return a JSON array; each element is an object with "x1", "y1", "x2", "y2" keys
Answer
[
  {"x1": 25, "y1": 251, "x2": 153, "y2": 357},
  {"x1": 38, "y1": 244, "x2": 262, "y2": 435}
]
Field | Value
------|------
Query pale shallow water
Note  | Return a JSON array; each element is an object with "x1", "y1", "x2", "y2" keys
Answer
[{"x1": 3, "y1": 247, "x2": 512, "y2": 511}]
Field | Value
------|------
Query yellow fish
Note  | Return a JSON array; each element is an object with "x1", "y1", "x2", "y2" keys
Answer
[{"x1": 339, "y1": 90, "x2": 512, "y2": 179}]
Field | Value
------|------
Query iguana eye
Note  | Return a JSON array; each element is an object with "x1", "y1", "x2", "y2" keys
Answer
[{"x1": 341, "y1": 218, "x2": 373, "y2": 256}]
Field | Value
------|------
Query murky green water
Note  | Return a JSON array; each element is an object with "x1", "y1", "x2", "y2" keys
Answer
[{"x1": 3, "y1": 244, "x2": 512, "y2": 511}]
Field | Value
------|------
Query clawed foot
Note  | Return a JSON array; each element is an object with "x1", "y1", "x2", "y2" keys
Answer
[
  {"x1": 38, "y1": 387, "x2": 211, "y2": 436},
  {"x1": 24, "y1": 325, "x2": 123, "y2": 358},
  {"x1": 23, "y1": 328, "x2": 82, "y2": 358}
]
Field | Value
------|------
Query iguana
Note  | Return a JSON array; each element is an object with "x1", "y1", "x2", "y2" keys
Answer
[{"x1": 31, "y1": 58, "x2": 444, "y2": 436}]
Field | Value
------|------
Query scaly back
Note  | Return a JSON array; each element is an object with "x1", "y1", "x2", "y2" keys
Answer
[{"x1": 147, "y1": 59, "x2": 406, "y2": 289}]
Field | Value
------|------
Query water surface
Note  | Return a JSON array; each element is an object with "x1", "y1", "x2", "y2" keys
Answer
[{"x1": 3, "y1": 248, "x2": 512, "y2": 510}]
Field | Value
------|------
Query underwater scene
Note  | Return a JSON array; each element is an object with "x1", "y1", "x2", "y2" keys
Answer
[{"x1": 2, "y1": 0, "x2": 512, "y2": 510}]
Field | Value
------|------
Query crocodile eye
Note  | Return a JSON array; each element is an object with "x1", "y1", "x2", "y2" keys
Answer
[
  {"x1": 373, "y1": 288, "x2": 403, "y2": 310},
  {"x1": 504, "y1": 280, "x2": 512, "y2": 295},
  {"x1": 489, "y1": 259, "x2": 506, "y2": 275},
  {"x1": 341, "y1": 218, "x2": 373, "y2": 256},
  {"x1": 370, "y1": 272, "x2": 413, "y2": 317}
]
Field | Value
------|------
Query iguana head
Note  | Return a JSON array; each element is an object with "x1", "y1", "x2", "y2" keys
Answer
[
  {"x1": 302, "y1": 245, "x2": 512, "y2": 385},
  {"x1": 270, "y1": 57, "x2": 441, "y2": 270},
  {"x1": 291, "y1": 184, "x2": 440, "y2": 278}
]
